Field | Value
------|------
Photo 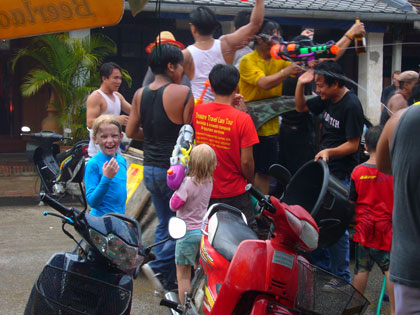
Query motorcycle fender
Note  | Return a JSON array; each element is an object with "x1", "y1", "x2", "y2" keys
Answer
[
  {"x1": 45, "y1": 252, "x2": 132, "y2": 289},
  {"x1": 200, "y1": 236, "x2": 230, "y2": 272},
  {"x1": 200, "y1": 236, "x2": 230, "y2": 313},
  {"x1": 210, "y1": 240, "x2": 267, "y2": 315},
  {"x1": 266, "y1": 242, "x2": 299, "y2": 305},
  {"x1": 250, "y1": 296, "x2": 294, "y2": 315},
  {"x1": 250, "y1": 297, "x2": 269, "y2": 315}
]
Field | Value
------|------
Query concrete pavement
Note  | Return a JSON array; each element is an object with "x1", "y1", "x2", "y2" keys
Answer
[
  {"x1": 0, "y1": 204, "x2": 391, "y2": 315},
  {"x1": 0, "y1": 205, "x2": 168, "y2": 315}
]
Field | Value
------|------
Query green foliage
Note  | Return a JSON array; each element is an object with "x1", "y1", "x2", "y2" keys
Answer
[{"x1": 11, "y1": 33, "x2": 132, "y2": 142}]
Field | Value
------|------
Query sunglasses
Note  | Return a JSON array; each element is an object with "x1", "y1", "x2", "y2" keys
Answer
[{"x1": 257, "y1": 33, "x2": 283, "y2": 43}]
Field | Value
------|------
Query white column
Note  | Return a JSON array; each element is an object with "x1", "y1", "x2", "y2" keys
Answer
[
  {"x1": 69, "y1": 29, "x2": 90, "y2": 39},
  {"x1": 391, "y1": 40, "x2": 402, "y2": 73},
  {"x1": 357, "y1": 32, "x2": 384, "y2": 125}
]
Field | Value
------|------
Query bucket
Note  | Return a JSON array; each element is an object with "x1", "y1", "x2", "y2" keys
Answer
[{"x1": 281, "y1": 159, "x2": 354, "y2": 248}]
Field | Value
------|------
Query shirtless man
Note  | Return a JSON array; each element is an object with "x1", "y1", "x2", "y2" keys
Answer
[
  {"x1": 86, "y1": 62, "x2": 132, "y2": 157},
  {"x1": 380, "y1": 70, "x2": 418, "y2": 126},
  {"x1": 182, "y1": 0, "x2": 264, "y2": 101}
]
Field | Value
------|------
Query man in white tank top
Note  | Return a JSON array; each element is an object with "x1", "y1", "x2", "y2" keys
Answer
[
  {"x1": 183, "y1": 1, "x2": 264, "y2": 102},
  {"x1": 86, "y1": 62, "x2": 132, "y2": 157}
]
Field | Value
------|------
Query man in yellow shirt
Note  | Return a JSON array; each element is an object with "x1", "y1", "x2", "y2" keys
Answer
[{"x1": 239, "y1": 19, "x2": 300, "y2": 194}]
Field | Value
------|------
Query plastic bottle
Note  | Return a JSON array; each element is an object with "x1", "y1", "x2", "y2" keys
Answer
[{"x1": 354, "y1": 18, "x2": 366, "y2": 54}]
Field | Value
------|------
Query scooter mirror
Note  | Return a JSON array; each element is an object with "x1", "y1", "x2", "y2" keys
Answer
[
  {"x1": 21, "y1": 126, "x2": 31, "y2": 133},
  {"x1": 269, "y1": 164, "x2": 291, "y2": 187},
  {"x1": 168, "y1": 217, "x2": 187, "y2": 240}
]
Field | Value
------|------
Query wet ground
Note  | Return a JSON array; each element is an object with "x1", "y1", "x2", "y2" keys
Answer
[
  {"x1": 0, "y1": 204, "x2": 390, "y2": 315},
  {"x1": 0, "y1": 205, "x2": 168, "y2": 315}
]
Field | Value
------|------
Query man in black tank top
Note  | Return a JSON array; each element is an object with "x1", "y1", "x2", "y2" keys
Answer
[
  {"x1": 126, "y1": 44, "x2": 194, "y2": 292},
  {"x1": 377, "y1": 106, "x2": 420, "y2": 313}
]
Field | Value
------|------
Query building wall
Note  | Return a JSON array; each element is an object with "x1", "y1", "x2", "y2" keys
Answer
[
  {"x1": 0, "y1": 38, "x2": 47, "y2": 152},
  {"x1": 2, "y1": 9, "x2": 419, "y2": 152}
]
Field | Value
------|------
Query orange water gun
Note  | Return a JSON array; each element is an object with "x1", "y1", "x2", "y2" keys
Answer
[
  {"x1": 195, "y1": 80, "x2": 210, "y2": 105},
  {"x1": 271, "y1": 40, "x2": 339, "y2": 64}
]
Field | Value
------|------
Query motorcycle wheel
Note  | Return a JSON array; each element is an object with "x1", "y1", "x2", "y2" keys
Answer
[{"x1": 190, "y1": 265, "x2": 206, "y2": 314}]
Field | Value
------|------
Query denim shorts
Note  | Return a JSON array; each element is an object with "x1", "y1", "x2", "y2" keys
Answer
[
  {"x1": 175, "y1": 230, "x2": 202, "y2": 266},
  {"x1": 354, "y1": 243, "x2": 390, "y2": 274}
]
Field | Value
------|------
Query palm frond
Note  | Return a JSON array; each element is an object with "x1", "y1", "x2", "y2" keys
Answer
[
  {"x1": 121, "y1": 69, "x2": 133, "y2": 88},
  {"x1": 20, "y1": 69, "x2": 58, "y2": 96},
  {"x1": 12, "y1": 32, "x2": 131, "y2": 142}
]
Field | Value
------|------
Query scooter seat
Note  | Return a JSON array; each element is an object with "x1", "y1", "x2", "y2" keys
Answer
[{"x1": 210, "y1": 210, "x2": 259, "y2": 262}]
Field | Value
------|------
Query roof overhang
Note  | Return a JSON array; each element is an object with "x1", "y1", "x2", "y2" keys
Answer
[{"x1": 125, "y1": 1, "x2": 420, "y2": 23}]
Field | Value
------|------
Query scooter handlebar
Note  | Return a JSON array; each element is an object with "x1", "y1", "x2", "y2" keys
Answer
[
  {"x1": 245, "y1": 184, "x2": 265, "y2": 200},
  {"x1": 21, "y1": 131, "x2": 72, "y2": 142},
  {"x1": 245, "y1": 184, "x2": 276, "y2": 213},
  {"x1": 40, "y1": 193, "x2": 79, "y2": 219}
]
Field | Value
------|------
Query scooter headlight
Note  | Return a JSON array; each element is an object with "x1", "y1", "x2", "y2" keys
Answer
[
  {"x1": 89, "y1": 228, "x2": 144, "y2": 273},
  {"x1": 285, "y1": 210, "x2": 319, "y2": 252},
  {"x1": 89, "y1": 228, "x2": 107, "y2": 254},
  {"x1": 299, "y1": 220, "x2": 319, "y2": 251}
]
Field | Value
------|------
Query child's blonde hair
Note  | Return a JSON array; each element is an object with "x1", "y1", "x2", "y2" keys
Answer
[
  {"x1": 188, "y1": 144, "x2": 217, "y2": 184},
  {"x1": 92, "y1": 115, "x2": 122, "y2": 138}
]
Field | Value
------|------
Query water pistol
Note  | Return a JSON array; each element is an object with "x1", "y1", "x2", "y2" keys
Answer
[
  {"x1": 195, "y1": 80, "x2": 210, "y2": 105},
  {"x1": 167, "y1": 124, "x2": 195, "y2": 190},
  {"x1": 270, "y1": 39, "x2": 339, "y2": 64}
]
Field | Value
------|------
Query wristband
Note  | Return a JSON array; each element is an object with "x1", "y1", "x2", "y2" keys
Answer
[{"x1": 344, "y1": 33, "x2": 354, "y2": 41}]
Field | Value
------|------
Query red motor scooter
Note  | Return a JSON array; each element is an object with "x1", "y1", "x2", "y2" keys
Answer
[
  {"x1": 161, "y1": 165, "x2": 369, "y2": 315},
  {"x1": 197, "y1": 185, "x2": 368, "y2": 314},
  {"x1": 199, "y1": 193, "x2": 318, "y2": 314}
]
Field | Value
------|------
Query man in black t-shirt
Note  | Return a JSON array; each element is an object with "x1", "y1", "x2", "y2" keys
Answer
[
  {"x1": 296, "y1": 61, "x2": 364, "y2": 179},
  {"x1": 295, "y1": 60, "x2": 364, "y2": 286}
]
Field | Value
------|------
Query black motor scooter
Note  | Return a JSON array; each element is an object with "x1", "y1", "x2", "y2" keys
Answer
[
  {"x1": 25, "y1": 193, "x2": 187, "y2": 315},
  {"x1": 21, "y1": 127, "x2": 89, "y2": 206}
]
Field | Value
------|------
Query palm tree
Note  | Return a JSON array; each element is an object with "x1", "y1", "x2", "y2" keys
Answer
[{"x1": 11, "y1": 33, "x2": 132, "y2": 142}]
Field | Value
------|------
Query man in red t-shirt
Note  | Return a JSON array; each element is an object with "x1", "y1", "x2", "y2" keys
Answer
[
  {"x1": 192, "y1": 64, "x2": 259, "y2": 230},
  {"x1": 349, "y1": 125, "x2": 395, "y2": 313}
]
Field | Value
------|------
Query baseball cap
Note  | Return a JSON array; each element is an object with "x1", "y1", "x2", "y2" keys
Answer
[
  {"x1": 397, "y1": 70, "x2": 419, "y2": 83},
  {"x1": 145, "y1": 31, "x2": 185, "y2": 54}
]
